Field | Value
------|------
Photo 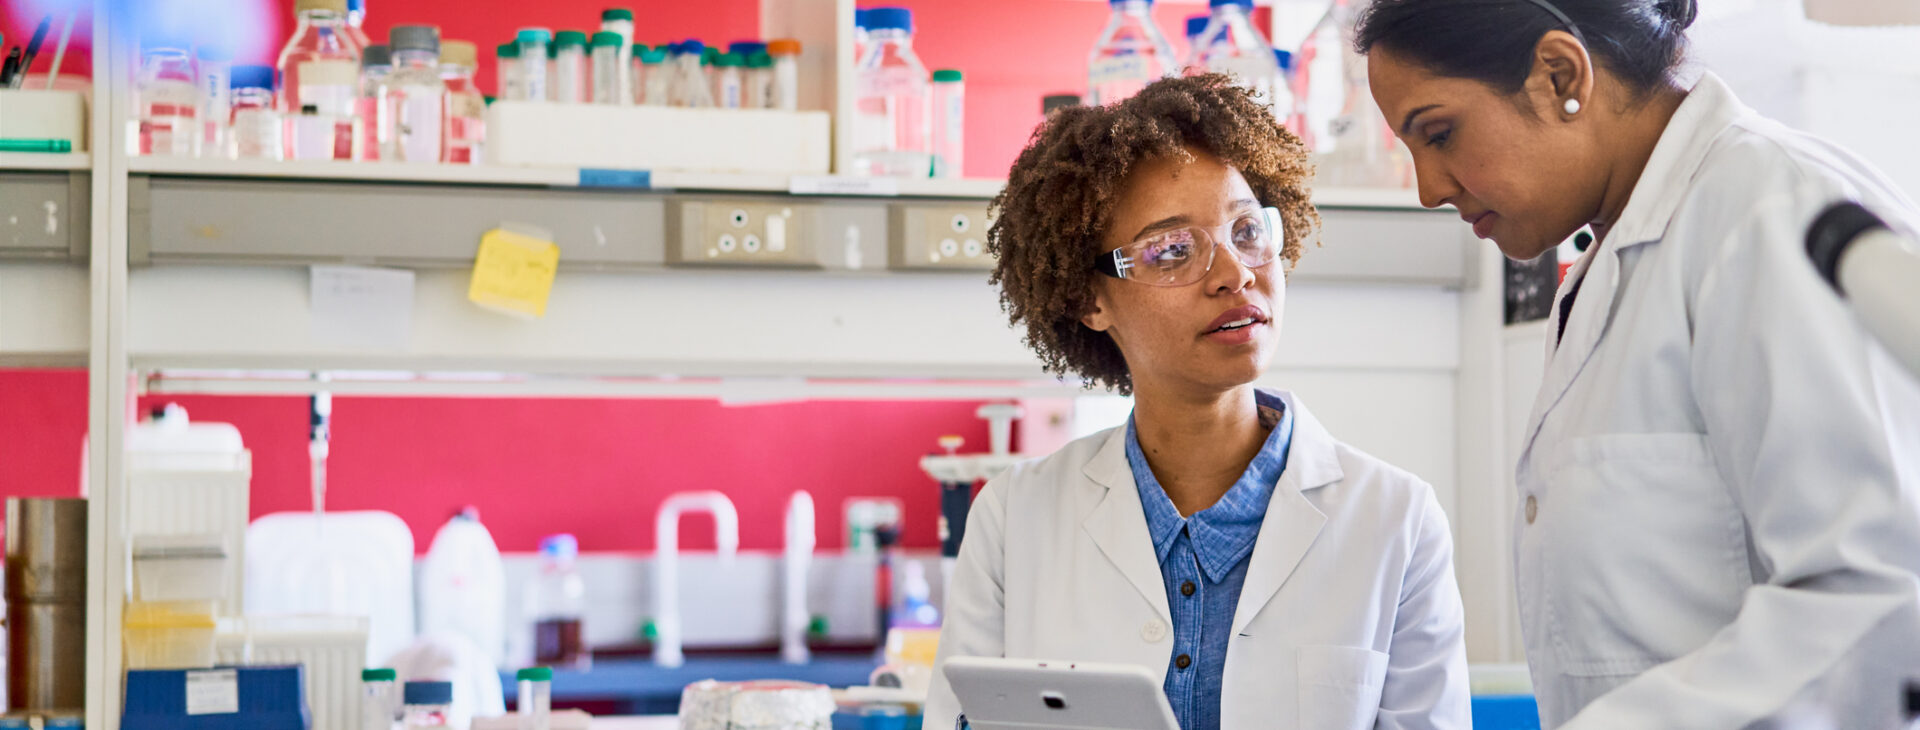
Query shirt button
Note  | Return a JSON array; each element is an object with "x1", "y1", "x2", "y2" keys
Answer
[
  {"x1": 1141, "y1": 620, "x2": 1168, "y2": 643},
  {"x1": 1180, "y1": 581, "x2": 1196, "y2": 597},
  {"x1": 1175, "y1": 654, "x2": 1192, "y2": 670},
  {"x1": 1525, "y1": 495, "x2": 1538, "y2": 525}
]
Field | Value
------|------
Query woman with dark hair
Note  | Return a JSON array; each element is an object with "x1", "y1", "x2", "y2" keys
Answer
[
  {"x1": 922, "y1": 73, "x2": 1471, "y2": 730},
  {"x1": 1356, "y1": 1, "x2": 1920, "y2": 728}
]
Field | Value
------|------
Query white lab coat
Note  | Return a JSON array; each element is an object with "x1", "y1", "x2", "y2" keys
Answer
[
  {"x1": 926, "y1": 391, "x2": 1471, "y2": 730},
  {"x1": 1517, "y1": 72, "x2": 1920, "y2": 729}
]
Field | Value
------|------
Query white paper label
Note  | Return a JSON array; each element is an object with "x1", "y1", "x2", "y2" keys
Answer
[
  {"x1": 789, "y1": 176, "x2": 901, "y2": 196},
  {"x1": 186, "y1": 669, "x2": 240, "y2": 715},
  {"x1": 310, "y1": 265, "x2": 416, "y2": 350},
  {"x1": 1089, "y1": 56, "x2": 1149, "y2": 87}
]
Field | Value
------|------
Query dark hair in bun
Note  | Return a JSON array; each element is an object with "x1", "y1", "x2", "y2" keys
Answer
[{"x1": 1355, "y1": 0, "x2": 1693, "y2": 101}]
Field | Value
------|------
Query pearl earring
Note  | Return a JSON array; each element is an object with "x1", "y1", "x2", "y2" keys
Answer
[{"x1": 1564, "y1": 98, "x2": 1581, "y2": 115}]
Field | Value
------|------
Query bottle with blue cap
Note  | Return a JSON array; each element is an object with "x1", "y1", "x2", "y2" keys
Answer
[
  {"x1": 402, "y1": 680, "x2": 454, "y2": 728},
  {"x1": 1087, "y1": 0, "x2": 1179, "y2": 106},
  {"x1": 527, "y1": 534, "x2": 589, "y2": 669},
  {"x1": 669, "y1": 40, "x2": 715, "y2": 107},
  {"x1": 1193, "y1": 0, "x2": 1284, "y2": 114},
  {"x1": 1184, "y1": 13, "x2": 1213, "y2": 60},
  {"x1": 229, "y1": 65, "x2": 283, "y2": 160},
  {"x1": 852, "y1": 7, "x2": 932, "y2": 177}
]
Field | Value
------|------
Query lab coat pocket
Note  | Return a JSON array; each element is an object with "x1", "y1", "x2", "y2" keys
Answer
[
  {"x1": 1537, "y1": 433, "x2": 1746, "y2": 678},
  {"x1": 1295, "y1": 645, "x2": 1388, "y2": 730}
]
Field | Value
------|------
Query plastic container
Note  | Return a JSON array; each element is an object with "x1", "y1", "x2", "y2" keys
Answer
[
  {"x1": 1087, "y1": 0, "x2": 1178, "y2": 106},
  {"x1": 600, "y1": 8, "x2": 635, "y2": 85},
  {"x1": 1184, "y1": 13, "x2": 1210, "y2": 59},
  {"x1": 768, "y1": 39, "x2": 802, "y2": 111},
  {"x1": 276, "y1": 0, "x2": 364, "y2": 160},
  {"x1": 215, "y1": 614, "x2": 372, "y2": 730},
  {"x1": 496, "y1": 43, "x2": 523, "y2": 102},
  {"x1": 636, "y1": 46, "x2": 669, "y2": 106},
  {"x1": 229, "y1": 65, "x2": 282, "y2": 160},
  {"x1": 345, "y1": 0, "x2": 371, "y2": 49},
  {"x1": 194, "y1": 45, "x2": 233, "y2": 159},
  {"x1": 712, "y1": 52, "x2": 745, "y2": 109},
  {"x1": 670, "y1": 41, "x2": 714, "y2": 108},
  {"x1": 590, "y1": 32, "x2": 624, "y2": 105},
  {"x1": 1296, "y1": 0, "x2": 1406, "y2": 187},
  {"x1": 135, "y1": 37, "x2": 197, "y2": 157},
  {"x1": 552, "y1": 31, "x2": 589, "y2": 103},
  {"x1": 356, "y1": 44, "x2": 392, "y2": 161},
  {"x1": 123, "y1": 601, "x2": 217, "y2": 670},
  {"x1": 132, "y1": 535, "x2": 228, "y2": 603},
  {"x1": 363, "y1": 668, "x2": 400, "y2": 730},
  {"x1": 525, "y1": 534, "x2": 588, "y2": 670},
  {"x1": 403, "y1": 681, "x2": 454, "y2": 730},
  {"x1": 441, "y1": 40, "x2": 485, "y2": 164},
  {"x1": 930, "y1": 69, "x2": 963, "y2": 178},
  {"x1": 126, "y1": 404, "x2": 252, "y2": 617},
  {"x1": 515, "y1": 667, "x2": 551, "y2": 730},
  {"x1": 419, "y1": 509, "x2": 507, "y2": 666},
  {"x1": 380, "y1": 25, "x2": 444, "y2": 163},
  {"x1": 742, "y1": 52, "x2": 774, "y2": 109},
  {"x1": 515, "y1": 28, "x2": 551, "y2": 102},
  {"x1": 851, "y1": 8, "x2": 930, "y2": 177},
  {"x1": 1194, "y1": 0, "x2": 1282, "y2": 110}
]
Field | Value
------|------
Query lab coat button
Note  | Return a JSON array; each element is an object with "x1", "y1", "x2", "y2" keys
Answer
[
  {"x1": 1525, "y1": 495, "x2": 1538, "y2": 524},
  {"x1": 1141, "y1": 620, "x2": 1167, "y2": 643}
]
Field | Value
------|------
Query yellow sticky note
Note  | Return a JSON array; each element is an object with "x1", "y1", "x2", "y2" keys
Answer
[{"x1": 469, "y1": 228, "x2": 560, "y2": 318}]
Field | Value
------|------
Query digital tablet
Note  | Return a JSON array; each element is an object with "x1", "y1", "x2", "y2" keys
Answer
[{"x1": 941, "y1": 656, "x2": 1182, "y2": 730}]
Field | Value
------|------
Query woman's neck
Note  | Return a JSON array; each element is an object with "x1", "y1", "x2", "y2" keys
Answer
[
  {"x1": 1131, "y1": 383, "x2": 1269, "y2": 516},
  {"x1": 1588, "y1": 81, "x2": 1690, "y2": 244}
]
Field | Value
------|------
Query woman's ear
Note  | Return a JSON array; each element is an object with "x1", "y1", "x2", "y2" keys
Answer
[
  {"x1": 1080, "y1": 286, "x2": 1115, "y2": 333},
  {"x1": 1528, "y1": 29, "x2": 1594, "y2": 119}
]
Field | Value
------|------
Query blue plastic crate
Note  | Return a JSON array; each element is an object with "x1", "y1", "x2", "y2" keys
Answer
[
  {"x1": 1471, "y1": 694, "x2": 1542, "y2": 730},
  {"x1": 123, "y1": 666, "x2": 308, "y2": 730}
]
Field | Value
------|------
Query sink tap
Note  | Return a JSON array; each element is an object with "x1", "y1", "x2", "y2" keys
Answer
[
  {"x1": 782, "y1": 491, "x2": 816, "y2": 664},
  {"x1": 653, "y1": 491, "x2": 739, "y2": 668}
]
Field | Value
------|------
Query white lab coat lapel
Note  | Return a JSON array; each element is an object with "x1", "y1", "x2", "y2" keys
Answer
[
  {"x1": 1518, "y1": 74, "x2": 1749, "y2": 468},
  {"x1": 1232, "y1": 393, "x2": 1336, "y2": 635},
  {"x1": 1081, "y1": 426, "x2": 1174, "y2": 624}
]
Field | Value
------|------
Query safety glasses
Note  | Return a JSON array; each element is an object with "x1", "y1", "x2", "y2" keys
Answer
[{"x1": 1093, "y1": 207, "x2": 1284, "y2": 287}]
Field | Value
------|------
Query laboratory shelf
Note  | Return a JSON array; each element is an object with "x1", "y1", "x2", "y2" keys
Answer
[
  {"x1": 0, "y1": 152, "x2": 92, "y2": 171},
  {"x1": 498, "y1": 656, "x2": 881, "y2": 715}
]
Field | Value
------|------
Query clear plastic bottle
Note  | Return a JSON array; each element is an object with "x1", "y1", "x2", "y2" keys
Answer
[
  {"x1": 277, "y1": 0, "x2": 363, "y2": 160},
  {"x1": 852, "y1": 9, "x2": 871, "y2": 69},
  {"x1": 637, "y1": 46, "x2": 669, "y2": 106},
  {"x1": 930, "y1": 69, "x2": 964, "y2": 178},
  {"x1": 526, "y1": 534, "x2": 589, "y2": 670},
  {"x1": 1087, "y1": 0, "x2": 1178, "y2": 106},
  {"x1": 851, "y1": 7, "x2": 931, "y2": 178},
  {"x1": 1272, "y1": 48, "x2": 1298, "y2": 134},
  {"x1": 600, "y1": 8, "x2": 635, "y2": 98},
  {"x1": 670, "y1": 41, "x2": 713, "y2": 108},
  {"x1": 515, "y1": 28, "x2": 551, "y2": 102},
  {"x1": 361, "y1": 668, "x2": 399, "y2": 730},
  {"x1": 355, "y1": 44, "x2": 391, "y2": 161},
  {"x1": 767, "y1": 38, "x2": 802, "y2": 111},
  {"x1": 1194, "y1": 0, "x2": 1282, "y2": 110},
  {"x1": 1183, "y1": 14, "x2": 1212, "y2": 69},
  {"x1": 380, "y1": 25, "x2": 445, "y2": 163},
  {"x1": 401, "y1": 681, "x2": 453, "y2": 730},
  {"x1": 440, "y1": 40, "x2": 485, "y2": 164},
  {"x1": 712, "y1": 52, "x2": 745, "y2": 109},
  {"x1": 744, "y1": 51, "x2": 774, "y2": 109},
  {"x1": 344, "y1": 0, "x2": 372, "y2": 50},
  {"x1": 552, "y1": 31, "x2": 588, "y2": 103},
  {"x1": 1297, "y1": 0, "x2": 1408, "y2": 187},
  {"x1": 515, "y1": 667, "x2": 552, "y2": 730},
  {"x1": 135, "y1": 37, "x2": 197, "y2": 157},
  {"x1": 228, "y1": 65, "x2": 283, "y2": 160},
  {"x1": 194, "y1": 45, "x2": 233, "y2": 158},
  {"x1": 590, "y1": 32, "x2": 624, "y2": 105},
  {"x1": 496, "y1": 42, "x2": 523, "y2": 103}
]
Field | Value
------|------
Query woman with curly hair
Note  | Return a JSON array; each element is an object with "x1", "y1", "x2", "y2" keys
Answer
[{"x1": 924, "y1": 74, "x2": 1469, "y2": 730}]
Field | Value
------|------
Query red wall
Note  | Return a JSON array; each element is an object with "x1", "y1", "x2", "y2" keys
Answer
[{"x1": 0, "y1": 369, "x2": 990, "y2": 553}]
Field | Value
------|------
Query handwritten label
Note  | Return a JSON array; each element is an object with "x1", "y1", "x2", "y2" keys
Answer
[
  {"x1": 310, "y1": 265, "x2": 415, "y2": 350},
  {"x1": 186, "y1": 669, "x2": 239, "y2": 715},
  {"x1": 469, "y1": 227, "x2": 561, "y2": 319},
  {"x1": 1089, "y1": 56, "x2": 1150, "y2": 87}
]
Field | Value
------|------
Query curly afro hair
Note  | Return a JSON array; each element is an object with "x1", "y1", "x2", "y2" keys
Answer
[{"x1": 987, "y1": 73, "x2": 1319, "y2": 395}]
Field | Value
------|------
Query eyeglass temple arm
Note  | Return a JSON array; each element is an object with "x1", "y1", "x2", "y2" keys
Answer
[{"x1": 1094, "y1": 249, "x2": 1132, "y2": 279}]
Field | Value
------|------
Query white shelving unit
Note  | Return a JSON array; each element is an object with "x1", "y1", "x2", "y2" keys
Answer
[{"x1": 45, "y1": 0, "x2": 1523, "y2": 727}]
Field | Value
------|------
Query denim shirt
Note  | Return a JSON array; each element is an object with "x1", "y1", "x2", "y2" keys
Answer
[{"x1": 1124, "y1": 389, "x2": 1295, "y2": 730}]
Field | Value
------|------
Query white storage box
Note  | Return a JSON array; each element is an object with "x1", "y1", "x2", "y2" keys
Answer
[
  {"x1": 125, "y1": 405, "x2": 252, "y2": 617},
  {"x1": 132, "y1": 534, "x2": 229, "y2": 602},
  {"x1": 217, "y1": 614, "x2": 369, "y2": 730},
  {"x1": 485, "y1": 102, "x2": 830, "y2": 175},
  {"x1": 0, "y1": 89, "x2": 88, "y2": 150}
]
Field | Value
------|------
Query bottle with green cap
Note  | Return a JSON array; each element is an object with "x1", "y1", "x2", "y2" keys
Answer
[
  {"x1": 745, "y1": 51, "x2": 774, "y2": 108},
  {"x1": 496, "y1": 42, "x2": 523, "y2": 101},
  {"x1": 553, "y1": 30, "x2": 589, "y2": 103},
  {"x1": 361, "y1": 668, "x2": 400, "y2": 730},
  {"x1": 514, "y1": 28, "x2": 551, "y2": 102},
  {"x1": 931, "y1": 69, "x2": 965, "y2": 178},
  {"x1": 516, "y1": 667, "x2": 554, "y2": 730},
  {"x1": 712, "y1": 52, "x2": 746, "y2": 109},
  {"x1": 590, "y1": 31, "x2": 627, "y2": 104},
  {"x1": 600, "y1": 8, "x2": 635, "y2": 77},
  {"x1": 636, "y1": 46, "x2": 670, "y2": 106}
]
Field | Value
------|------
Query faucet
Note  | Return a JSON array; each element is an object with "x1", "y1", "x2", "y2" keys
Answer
[
  {"x1": 653, "y1": 491, "x2": 740, "y2": 668},
  {"x1": 782, "y1": 491, "x2": 816, "y2": 664}
]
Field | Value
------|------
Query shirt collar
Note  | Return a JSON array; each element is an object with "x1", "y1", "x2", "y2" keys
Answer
[
  {"x1": 1126, "y1": 388, "x2": 1295, "y2": 581},
  {"x1": 1600, "y1": 71, "x2": 1752, "y2": 250}
]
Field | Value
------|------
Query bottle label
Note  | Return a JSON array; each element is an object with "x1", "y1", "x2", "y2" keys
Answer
[
  {"x1": 391, "y1": 89, "x2": 446, "y2": 162},
  {"x1": 450, "y1": 92, "x2": 485, "y2": 121},
  {"x1": 1089, "y1": 55, "x2": 1149, "y2": 87}
]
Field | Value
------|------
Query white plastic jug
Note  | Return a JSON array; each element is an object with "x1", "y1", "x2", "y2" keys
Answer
[
  {"x1": 418, "y1": 509, "x2": 507, "y2": 668},
  {"x1": 246, "y1": 510, "x2": 416, "y2": 666}
]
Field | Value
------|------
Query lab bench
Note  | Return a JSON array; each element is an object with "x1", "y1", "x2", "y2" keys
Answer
[{"x1": 500, "y1": 656, "x2": 883, "y2": 715}]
